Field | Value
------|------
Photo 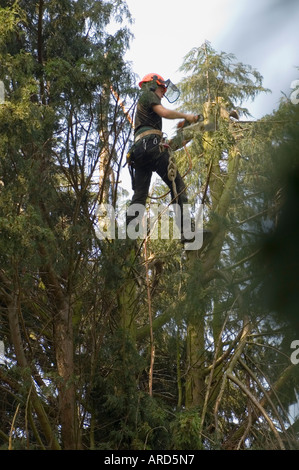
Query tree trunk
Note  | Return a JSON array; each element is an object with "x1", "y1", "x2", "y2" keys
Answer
[
  {"x1": 185, "y1": 321, "x2": 206, "y2": 408},
  {"x1": 40, "y1": 256, "x2": 79, "y2": 449},
  {"x1": 184, "y1": 102, "x2": 241, "y2": 409},
  {"x1": 53, "y1": 300, "x2": 77, "y2": 449}
]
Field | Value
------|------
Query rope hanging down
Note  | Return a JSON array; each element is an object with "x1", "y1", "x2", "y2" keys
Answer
[{"x1": 167, "y1": 147, "x2": 178, "y2": 201}]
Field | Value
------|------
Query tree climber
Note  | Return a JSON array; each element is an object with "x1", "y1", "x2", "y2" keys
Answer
[{"x1": 126, "y1": 73, "x2": 199, "y2": 244}]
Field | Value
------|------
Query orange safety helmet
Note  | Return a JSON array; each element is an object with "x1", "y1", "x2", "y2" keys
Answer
[{"x1": 138, "y1": 73, "x2": 167, "y2": 89}]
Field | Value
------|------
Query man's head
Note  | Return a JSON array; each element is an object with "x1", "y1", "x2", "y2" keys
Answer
[
  {"x1": 139, "y1": 73, "x2": 166, "y2": 91},
  {"x1": 139, "y1": 73, "x2": 180, "y2": 103}
]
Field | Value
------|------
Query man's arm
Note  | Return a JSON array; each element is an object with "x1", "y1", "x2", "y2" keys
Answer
[{"x1": 152, "y1": 104, "x2": 198, "y2": 123}]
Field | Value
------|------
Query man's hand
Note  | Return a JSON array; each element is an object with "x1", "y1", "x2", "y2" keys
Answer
[
  {"x1": 185, "y1": 114, "x2": 198, "y2": 124},
  {"x1": 177, "y1": 114, "x2": 199, "y2": 129}
]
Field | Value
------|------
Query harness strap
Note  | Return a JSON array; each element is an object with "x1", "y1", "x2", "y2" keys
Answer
[{"x1": 134, "y1": 129, "x2": 163, "y2": 143}]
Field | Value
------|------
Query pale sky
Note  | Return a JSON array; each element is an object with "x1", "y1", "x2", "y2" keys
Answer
[{"x1": 124, "y1": 0, "x2": 299, "y2": 126}]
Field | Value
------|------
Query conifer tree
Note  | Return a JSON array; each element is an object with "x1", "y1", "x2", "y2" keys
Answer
[
  {"x1": 134, "y1": 43, "x2": 299, "y2": 449},
  {"x1": 0, "y1": 0, "x2": 134, "y2": 450}
]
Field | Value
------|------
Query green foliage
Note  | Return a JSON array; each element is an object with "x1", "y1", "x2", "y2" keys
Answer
[
  {"x1": 179, "y1": 41, "x2": 270, "y2": 117},
  {"x1": 0, "y1": 0, "x2": 137, "y2": 450},
  {"x1": 170, "y1": 410, "x2": 203, "y2": 450},
  {"x1": 0, "y1": 1, "x2": 298, "y2": 450}
]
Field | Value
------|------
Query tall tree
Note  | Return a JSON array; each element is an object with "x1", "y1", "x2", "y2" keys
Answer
[
  {"x1": 0, "y1": 0, "x2": 134, "y2": 450},
  {"x1": 177, "y1": 41, "x2": 270, "y2": 409},
  {"x1": 128, "y1": 43, "x2": 299, "y2": 449}
]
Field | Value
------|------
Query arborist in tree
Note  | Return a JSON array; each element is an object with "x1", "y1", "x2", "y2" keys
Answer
[{"x1": 126, "y1": 73, "x2": 199, "y2": 244}]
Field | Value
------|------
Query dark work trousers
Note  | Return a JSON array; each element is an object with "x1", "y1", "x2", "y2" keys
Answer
[{"x1": 126, "y1": 146, "x2": 189, "y2": 239}]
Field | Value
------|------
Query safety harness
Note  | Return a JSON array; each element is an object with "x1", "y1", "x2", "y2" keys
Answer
[
  {"x1": 127, "y1": 128, "x2": 179, "y2": 200},
  {"x1": 134, "y1": 129, "x2": 163, "y2": 143}
]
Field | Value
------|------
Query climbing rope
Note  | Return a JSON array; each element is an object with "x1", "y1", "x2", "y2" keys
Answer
[
  {"x1": 167, "y1": 147, "x2": 178, "y2": 201},
  {"x1": 149, "y1": 143, "x2": 194, "y2": 201}
]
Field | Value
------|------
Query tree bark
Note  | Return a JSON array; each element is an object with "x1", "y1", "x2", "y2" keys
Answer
[{"x1": 40, "y1": 255, "x2": 78, "y2": 449}]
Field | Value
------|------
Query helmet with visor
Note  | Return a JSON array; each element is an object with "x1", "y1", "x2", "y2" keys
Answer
[{"x1": 139, "y1": 73, "x2": 180, "y2": 103}]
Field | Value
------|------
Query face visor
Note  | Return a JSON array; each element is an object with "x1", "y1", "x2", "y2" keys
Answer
[
  {"x1": 162, "y1": 79, "x2": 180, "y2": 103},
  {"x1": 150, "y1": 75, "x2": 180, "y2": 103}
]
